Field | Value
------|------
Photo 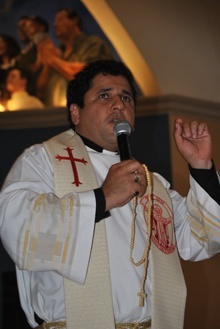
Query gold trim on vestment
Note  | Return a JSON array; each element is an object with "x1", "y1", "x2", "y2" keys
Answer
[
  {"x1": 35, "y1": 321, "x2": 66, "y2": 329},
  {"x1": 35, "y1": 320, "x2": 151, "y2": 329},
  {"x1": 116, "y1": 320, "x2": 151, "y2": 328}
]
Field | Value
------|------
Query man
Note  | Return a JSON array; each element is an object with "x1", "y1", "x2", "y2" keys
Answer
[
  {"x1": 36, "y1": 8, "x2": 113, "y2": 107},
  {"x1": 16, "y1": 16, "x2": 30, "y2": 51},
  {"x1": 23, "y1": 16, "x2": 49, "y2": 45},
  {"x1": 6, "y1": 67, "x2": 44, "y2": 110},
  {"x1": 16, "y1": 15, "x2": 50, "y2": 96},
  {"x1": 0, "y1": 60, "x2": 220, "y2": 329}
]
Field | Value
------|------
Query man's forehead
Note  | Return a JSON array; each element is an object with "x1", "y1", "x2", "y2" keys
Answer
[
  {"x1": 9, "y1": 69, "x2": 19, "y2": 75},
  {"x1": 8, "y1": 70, "x2": 20, "y2": 78},
  {"x1": 18, "y1": 19, "x2": 27, "y2": 26},
  {"x1": 56, "y1": 10, "x2": 70, "y2": 19},
  {"x1": 56, "y1": 11, "x2": 66, "y2": 18},
  {"x1": 92, "y1": 73, "x2": 130, "y2": 88}
]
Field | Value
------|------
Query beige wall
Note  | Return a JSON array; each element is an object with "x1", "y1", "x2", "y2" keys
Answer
[
  {"x1": 181, "y1": 254, "x2": 220, "y2": 329},
  {"x1": 106, "y1": 0, "x2": 220, "y2": 104}
]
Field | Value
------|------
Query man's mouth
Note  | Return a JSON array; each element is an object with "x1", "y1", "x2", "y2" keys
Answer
[{"x1": 109, "y1": 114, "x2": 126, "y2": 124}]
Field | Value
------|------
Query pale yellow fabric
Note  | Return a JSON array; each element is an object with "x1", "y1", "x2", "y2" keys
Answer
[
  {"x1": 44, "y1": 130, "x2": 115, "y2": 329},
  {"x1": 151, "y1": 174, "x2": 187, "y2": 328}
]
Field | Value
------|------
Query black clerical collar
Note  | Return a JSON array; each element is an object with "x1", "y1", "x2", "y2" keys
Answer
[{"x1": 77, "y1": 133, "x2": 104, "y2": 153}]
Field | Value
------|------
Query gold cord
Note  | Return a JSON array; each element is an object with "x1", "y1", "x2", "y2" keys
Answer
[{"x1": 130, "y1": 164, "x2": 152, "y2": 307}]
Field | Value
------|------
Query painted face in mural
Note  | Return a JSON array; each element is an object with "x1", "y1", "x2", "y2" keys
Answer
[
  {"x1": 6, "y1": 69, "x2": 26, "y2": 93},
  {"x1": 17, "y1": 18, "x2": 30, "y2": 43},
  {"x1": 53, "y1": 10, "x2": 78, "y2": 40},
  {"x1": 24, "y1": 18, "x2": 39, "y2": 41}
]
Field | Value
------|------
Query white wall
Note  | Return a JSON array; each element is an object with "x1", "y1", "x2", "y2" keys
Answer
[{"x1": 107, "y1": 0, "x2": 220, "y2": 104}]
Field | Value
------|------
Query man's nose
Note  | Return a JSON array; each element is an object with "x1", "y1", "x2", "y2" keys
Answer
[{"x1": 111, "y1": 95, "x2": 124, "y2": 112}]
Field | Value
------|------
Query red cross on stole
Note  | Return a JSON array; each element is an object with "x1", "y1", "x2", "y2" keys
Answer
[{"x1": 56, "y1": 147, "x2": 88, "y2": 187}]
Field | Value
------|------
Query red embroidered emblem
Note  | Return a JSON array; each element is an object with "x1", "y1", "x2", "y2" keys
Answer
[
  {"x1": 140, "y1": 194, "x2": 175, "y2": 254},
  {"x1": 56, "y1": 147, "x2": 87, "y2": 186}
]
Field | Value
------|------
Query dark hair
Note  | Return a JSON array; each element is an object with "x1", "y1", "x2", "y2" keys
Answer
[
  {"x1": 0, "y1": 34, "x2": 20, "y2": 64},
  {"x1": 56, "y1": 8, "x2": 83, "y2": 30},
  {"x1": 18, "y1": 15, "x2": 29, "y2": 22},
  {"x1": 67, "y1": 60, "x2": 137, "y2": 126},
  {"x1": 32, "y1": 15, "x2": 49, "y2": 33}
]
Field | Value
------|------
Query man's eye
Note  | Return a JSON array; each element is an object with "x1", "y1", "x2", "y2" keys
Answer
[
  {"x1": 121, "y1": 95, "x2": 131, "y2": 102},
  {"x1": 99, "y1": 93, "x2": 108, "y2": 99}
]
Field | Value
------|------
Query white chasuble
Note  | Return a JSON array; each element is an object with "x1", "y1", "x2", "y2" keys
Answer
[{"x1": 44, "y1": 129, "x2": 187, "y2": 329}]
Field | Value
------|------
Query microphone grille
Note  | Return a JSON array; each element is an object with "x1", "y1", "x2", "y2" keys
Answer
[{"x1": 113, "y1": 120, "x2": 131, "y2": 136}]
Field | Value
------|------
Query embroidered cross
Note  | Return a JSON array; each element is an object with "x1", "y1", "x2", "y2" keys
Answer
[
  {"x1": 56, "y1": 147, "x2": 87, "y2": 186},
  {"x1": 137, "y1": 289, "x2": 147, "y2": 307}
]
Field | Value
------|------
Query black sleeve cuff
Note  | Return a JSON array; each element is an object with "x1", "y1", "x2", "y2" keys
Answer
[
  {"x1": 94, "y1": 188, "x2": 111, "y2": 222},
  {"x1": 189, "y1": 161, "x2": 220, "y2": 205}
]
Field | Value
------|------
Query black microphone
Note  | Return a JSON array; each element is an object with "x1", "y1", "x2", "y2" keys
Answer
[{"x1": 113, "y1": 120, "x2": 132, "y2": 161}]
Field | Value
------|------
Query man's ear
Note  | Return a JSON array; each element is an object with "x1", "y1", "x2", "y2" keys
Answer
[{"x1": 70, "y1": 104, "x2": 80, "y2": 125}]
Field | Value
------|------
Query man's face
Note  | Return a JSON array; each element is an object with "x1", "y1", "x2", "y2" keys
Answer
[
  {"x1": 17, "y1": 18, "x2": 29, "y2": 43},
  {"x1": 70, "y1": 74, "x2": 135, "y2": 152},
  {"x1": 54, "y1": 10, "x2": 77, "y2": 39},
  {"x1": 6, "y1": 69, "x2": 26, "y2": 93},
  {"x1": 24, "y1": 19, "x2": 38, "y2": 40}
]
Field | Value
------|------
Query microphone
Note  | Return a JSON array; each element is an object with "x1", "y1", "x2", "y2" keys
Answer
[{"x1": 113, "y1": 120, "x2": 132, "y2": 161}]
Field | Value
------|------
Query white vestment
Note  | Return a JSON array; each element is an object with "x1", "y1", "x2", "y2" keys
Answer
[
  {"x1": 0, "y1": 129, "x2": 220, "y2": 328},
  {"x1": 7, "y1": 91, "x2": 45, "y2": 111}
]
